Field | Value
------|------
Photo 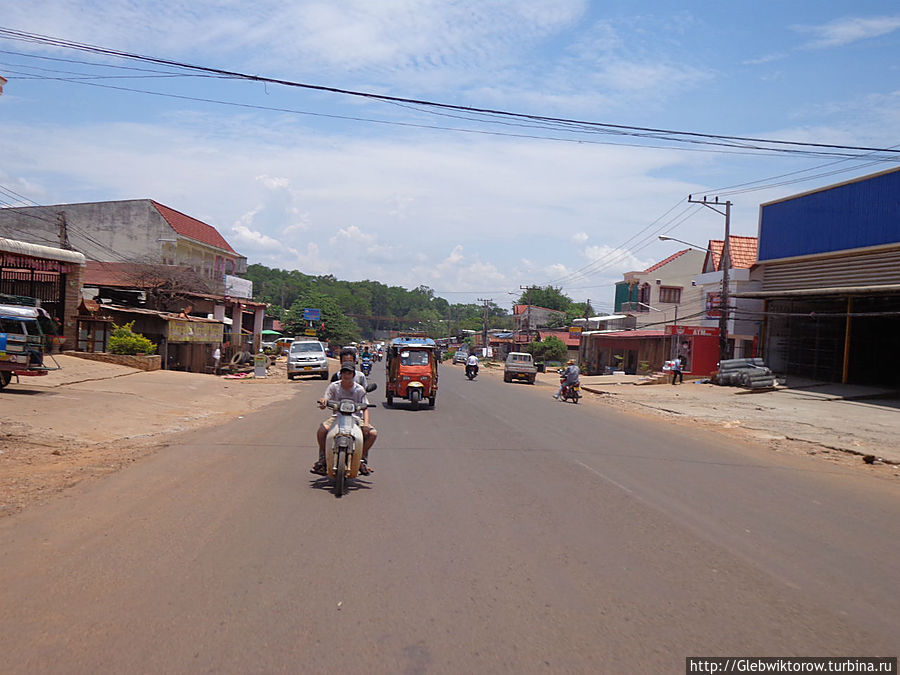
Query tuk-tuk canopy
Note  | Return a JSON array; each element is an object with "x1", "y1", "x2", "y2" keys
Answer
[{"x1": 390, "y1": 336, "x2": 437, "y2": 349}]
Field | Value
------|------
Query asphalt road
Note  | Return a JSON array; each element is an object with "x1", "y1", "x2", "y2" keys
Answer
[{"x1": 2, "y1": 364, "x2": 898, "y2": 673}]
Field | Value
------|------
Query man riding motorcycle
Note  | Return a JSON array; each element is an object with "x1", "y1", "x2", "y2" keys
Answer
[
  {"x1": 465, "y1": 352, "x2": 479, "y2": 378},
  {"x1": 313, "y1": 361, "x2": 377, "y2": 475},
  {"x1": 553, "y1": 359, "x2": 580, "y2": 399}
]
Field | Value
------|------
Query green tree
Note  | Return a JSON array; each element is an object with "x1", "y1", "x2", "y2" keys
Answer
[
  {"x1": 283, "y1": 293, "x2": 359, "y2": 346},
  {"x1": 525, "y1": 335, "x2": 567, "y2": 363},
  {"x1": 517, "y1": 285, "x2": 571, "y2": 312}
]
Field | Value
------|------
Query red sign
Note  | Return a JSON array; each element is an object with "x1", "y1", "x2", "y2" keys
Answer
[
  {"x1": 705, "y1": 291, "x2": 723, "y2": 319},
  {"x1": 665, "y1": 325, "x2": 719, "y2": 337}
]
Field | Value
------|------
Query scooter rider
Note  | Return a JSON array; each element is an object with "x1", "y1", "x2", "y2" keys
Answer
[
  {"x1": 554, "y1": 359, "x2": 580, "y2": 399},
  {"x1": 465, "y1": 352, "x2": 479, "y2": 377},
  {"x1": 313, "y1": 361, "x2": 378, "y2": 476}
]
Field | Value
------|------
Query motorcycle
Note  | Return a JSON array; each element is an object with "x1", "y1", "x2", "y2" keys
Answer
[
  {"x1": 557, "y1": 369, "x2": 581, "y2": 403},
  {"x1": 361, "y1": 356, "x2": 372, "y2": 376},
  {"x1": 324, "y1": 383, "x2": 377, "y2": 496},
  {"x1": 465, "y1": 363, "x2": 478, "y2": 380}
]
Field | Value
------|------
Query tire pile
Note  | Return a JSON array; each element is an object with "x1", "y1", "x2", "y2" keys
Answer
[{"x1": 715, "y1": 358, "x2": 776, "y2": 389}]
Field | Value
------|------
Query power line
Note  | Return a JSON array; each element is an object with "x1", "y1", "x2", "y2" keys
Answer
[{"x1": 2, "y1": 26, "x2": 899, "y2": 160}]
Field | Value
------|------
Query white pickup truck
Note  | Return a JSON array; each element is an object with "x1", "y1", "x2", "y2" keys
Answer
[{"x1": 503, "y1": 351, "x2": 537, "y2": 384}]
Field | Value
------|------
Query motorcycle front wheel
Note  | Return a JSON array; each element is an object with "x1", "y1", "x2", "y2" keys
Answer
[
  {"x1": 334, "y1": 450, "x2": 346, "y2": 496},
  {"x1": 410, "y1": 389, "x2": 421, "y2": 410}
]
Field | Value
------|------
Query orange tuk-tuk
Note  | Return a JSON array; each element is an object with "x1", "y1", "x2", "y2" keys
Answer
[{"x1": 385, "y1": 335, "x2": 438, "y2": 409}]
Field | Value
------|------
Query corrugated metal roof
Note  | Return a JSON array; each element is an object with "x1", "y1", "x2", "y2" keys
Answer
[
  {"x1": 151, "y1": 201, "x2": 236, "y2": 253},
  {"x1": 0, "y1": 236, "x2": 86, "y2": 265}
]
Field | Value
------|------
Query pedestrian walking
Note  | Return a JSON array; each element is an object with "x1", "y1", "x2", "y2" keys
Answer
[
  {"x1": 672, "y1": 354, "x2": 684, "y2": 385},
  {"x1": 212, "y1": 344, "x2": 221, "y2": 374}
]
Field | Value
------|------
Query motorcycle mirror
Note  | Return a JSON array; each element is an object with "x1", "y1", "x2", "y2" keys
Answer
[{"x1": 366, "y1": 382, "x2": 378, "y2": 392}]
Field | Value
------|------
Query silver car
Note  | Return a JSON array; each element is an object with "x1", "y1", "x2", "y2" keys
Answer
[{"x1": 287, "y1": 340, "x2": 329, "y2": 380}]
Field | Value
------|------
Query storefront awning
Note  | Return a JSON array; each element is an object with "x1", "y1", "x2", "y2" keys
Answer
[{"x1": 0, "y1": 237, "x2": 86, "y2": 271}]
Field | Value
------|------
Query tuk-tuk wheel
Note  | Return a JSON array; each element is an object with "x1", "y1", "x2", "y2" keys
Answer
[
  {"x1": 0, "y1": 371, "x2": 11, "y2": 389},
  {"x1": 386, "y1": 394, "x2": 393, "y2": 406},
  {"x1": 428, "y1": 397, "x2": 435, "y2": 407}
]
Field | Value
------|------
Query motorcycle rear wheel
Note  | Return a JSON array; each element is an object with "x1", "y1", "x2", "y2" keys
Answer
[{"x1": 334, "y1": 450, "x2": 346, "y2": 497}]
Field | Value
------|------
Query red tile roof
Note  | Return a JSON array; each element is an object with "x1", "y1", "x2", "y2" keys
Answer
[
  {"x1": 513, "y1": 304, "x2": 565, "y2": 315},
  {"x1": 83, "y1": 261, "x2": 210, "y2": 292},
  {"x1": 643, "y1": 249, "x2": 691, "y2": 273},
  {"x1": 151, "y1": 201, "x2": 236, "y2": 253},
  {"x1": 84, "y1": 261, "x2": 157, "y2": 288},
  {"x1": 706, "y1": 236, "x2": 758, "y2": 271}
]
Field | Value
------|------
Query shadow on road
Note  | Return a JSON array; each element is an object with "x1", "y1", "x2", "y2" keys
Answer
[{"x1": 309, "y1": 475, "x2": 374, "y2": 497}]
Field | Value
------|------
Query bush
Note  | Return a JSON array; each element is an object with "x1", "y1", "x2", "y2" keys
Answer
[{"x1": 108, "y1": 321, "x2": 157, "y2": 355}]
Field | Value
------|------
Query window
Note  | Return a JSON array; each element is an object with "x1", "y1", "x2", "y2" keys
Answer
[{"x1": 659, "y1": 286, "x2": 682, "y2": 304}]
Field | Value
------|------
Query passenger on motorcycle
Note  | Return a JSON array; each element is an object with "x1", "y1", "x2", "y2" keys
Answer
[
  {"x1": 553, "y1": 359, "x2": 580, "y2": 399},
  {"x1": 465, "y1": 353, "x2": 479, "y2": 377},
  {"x1": 313, "y1": 361, "x2": 378, "y2": 476},
  {"x1": 330, "y1": 347, "x2": 368, "y2": 387}
]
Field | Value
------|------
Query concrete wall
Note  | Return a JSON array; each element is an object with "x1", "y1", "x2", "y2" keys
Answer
[
  {"x1": 0, "y1": 200, "x2": 173, "y2": 263},
  {"x1": 63, "y1": 350, "x2": 161, "y2": 371},
  {"x1": 623, "y1": 250, "x2": 705, "y2": 328}
]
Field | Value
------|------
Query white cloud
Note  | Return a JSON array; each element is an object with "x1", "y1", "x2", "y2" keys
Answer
[
  {"x1": 797, "y1": 15, "x2": 900, "y2": 49},
  {"x1": 572, "y1": 232, "x2": 589, "y2": 244}
]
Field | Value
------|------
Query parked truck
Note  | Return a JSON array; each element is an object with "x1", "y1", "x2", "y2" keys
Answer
[{"x1": 503, "y1": 351, "x2": 537, "y2": 384}]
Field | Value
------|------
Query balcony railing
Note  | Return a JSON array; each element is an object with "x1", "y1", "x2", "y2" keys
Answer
[{"x1": 620, "y1": 302, "x2": 649, "y2": 313}]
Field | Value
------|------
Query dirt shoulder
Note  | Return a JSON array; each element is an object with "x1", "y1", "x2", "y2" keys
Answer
[{"x1": 0, "y1": 355, "x2": 305, "y2": 516}]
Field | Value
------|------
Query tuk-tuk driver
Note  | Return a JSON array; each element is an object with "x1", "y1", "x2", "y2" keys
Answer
[{"x1": 312, "y1": 361, "x2": 377, "y2": 476}]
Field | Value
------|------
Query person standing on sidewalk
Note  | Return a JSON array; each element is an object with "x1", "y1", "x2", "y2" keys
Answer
[
  {"x1": 671, "y1": 354, "x2": 684, "y2": 385},
  {"x1": 212, "y1": 345, "x2": 221, "y2": 375}
]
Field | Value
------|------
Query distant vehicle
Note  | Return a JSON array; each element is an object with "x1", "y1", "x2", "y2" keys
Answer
[
  {"x1": 385, "y1": 335, "x2": 438, "y2": 409},
  {"x1": 504, "y1": 352, "x2": 537, "y2": 384},
  {"x1": 452, "y1": 347, "x2": 469, "y2": 365},
  {"x1": 287, "y1": 340, "x2": 329, "y2": 380}
]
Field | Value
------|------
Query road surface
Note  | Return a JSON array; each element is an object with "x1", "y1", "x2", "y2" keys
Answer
[{"x1": 2, "y1": 364, "x2": 897, "y2": 673}]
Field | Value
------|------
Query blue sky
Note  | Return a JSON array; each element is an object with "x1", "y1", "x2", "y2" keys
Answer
[{"x1": 1, "y1": 1, "x2": 899, "y2": 311}]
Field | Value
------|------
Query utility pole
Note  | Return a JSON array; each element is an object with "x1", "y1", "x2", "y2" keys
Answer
[
  {"x1": 477, "y1": 298, "x2": 492, "y2": 356},
  {"x1": 57, "y1": 211, "x2": 71, "y2": 249},
  {"x1": 519, "y1": 285, "x2": 533, "y2": 336},
  {"x1": 687, "y1": 195, "x2": 731, "y2": 363}
]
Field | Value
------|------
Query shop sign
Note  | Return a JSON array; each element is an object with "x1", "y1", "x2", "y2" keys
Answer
[
  {"x1": 168, "y1": 320, "x2": 225, "y2": 343},
  {"x1": 705, "y1": 291, "x2": 723, "y2": 319},
  {"x1": 665, "y1": 325, "x2": 719, "y2": 337}
]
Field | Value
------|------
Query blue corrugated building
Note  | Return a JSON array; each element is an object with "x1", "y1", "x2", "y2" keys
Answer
[{"x1": 740, "y1": 166, "x2": 900, "y2": 385}]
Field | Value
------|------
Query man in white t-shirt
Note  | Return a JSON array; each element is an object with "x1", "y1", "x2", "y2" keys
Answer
[{"x1": 312, "y1": 361, "x2": 378, "y2": 475}]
